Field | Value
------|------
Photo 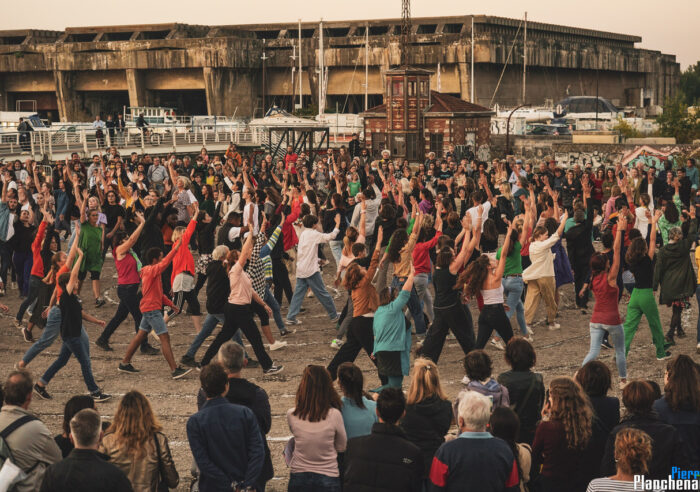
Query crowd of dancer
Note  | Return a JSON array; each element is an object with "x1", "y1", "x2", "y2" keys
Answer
[{"x1": 0, "y1": 142, "x2": 698, "y2": 491}]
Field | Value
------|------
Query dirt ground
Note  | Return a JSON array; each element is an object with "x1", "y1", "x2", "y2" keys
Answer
[{"x1": 0, "y1": 246, "x2": 698, "y2": 491}]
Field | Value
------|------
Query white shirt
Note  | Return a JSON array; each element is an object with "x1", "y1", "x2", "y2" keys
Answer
[
  {"x1": 522, "y1": 232, "x2": 560, "y2": 281},
  {"x1": 243, "y1": 202, "x2": 259, "y2": 237},
  {"x1": 350, "y1": 184, "x2": 382, "y2": 236},
  {"x1": 634, "y1": 206, "x2": 652, "y2": 239},
  {"x1": 295, "y1": 227, "x2": 339, "y2": 278},
  {"x1": 467, "y1": 201, "x2": 491, "y2": 232},
  {"x1": 228, "y1": 226, "x2": 242, "y2": 243}
]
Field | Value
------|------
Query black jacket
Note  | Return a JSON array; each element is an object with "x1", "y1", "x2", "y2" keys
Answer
[
  {"x1": 565, "y1": 200, "x2": 595, "y2": 267},
  {"x1": 601, "y1": 413, "x2": 694, "y2": 479},
  {"x1": 497, "y1": 370, "x2": 545, "y2": 445},
  {"x1": 399, "y1": 396, "x2": 452, "y2": 478},
  {"x1": 349, "y1": 139, "x2": 362, "y2": 158},
  {"x1": 343, "y1": 423, "x2": 423, "y2": 492},
  {"x1": 39, "y1": 448, "x2": 133, "y2": 492}
]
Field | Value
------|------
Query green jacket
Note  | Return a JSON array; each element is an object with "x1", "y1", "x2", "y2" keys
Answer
[{"x1": 654, "y1": 219, "x2": 697, "y2": 304}]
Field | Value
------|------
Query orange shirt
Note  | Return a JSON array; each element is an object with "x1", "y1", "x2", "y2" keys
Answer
[{"x1": 55, "y1": 264, "x2": 69, "y2": 302}]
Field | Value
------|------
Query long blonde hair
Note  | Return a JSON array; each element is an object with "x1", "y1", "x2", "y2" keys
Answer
[
  {"x1": 499, "y1": 182, "x2": 513, "y2": 201},
  {"x1": 106, "y1": 391, "x2": 162, "y2": 457},
  {"x1": 406, "y1": 358, "x2": 447, "y2": 405},
  {"x1": 171, "y1": 226, "x2": 186, "y2": 244}
]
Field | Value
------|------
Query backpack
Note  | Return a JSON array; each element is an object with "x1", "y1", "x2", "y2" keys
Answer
[{"x1": 0, "y1": 415, "x2": 39, "y2": 489}]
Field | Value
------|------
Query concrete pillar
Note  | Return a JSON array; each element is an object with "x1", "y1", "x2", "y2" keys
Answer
[
  {"x1": 53, "y1": 71, "x2": 80, "y2": 122},
  {"x1": 126, "y1": 69, "x2": 151, "y2": 108},
  {"x1": 203, "y1": 67, "x2": 256, "y2": 118},
  {"x1": 456, "y1": 44, "x2": 471, "y2": 102},
  {"x1": 0, "y1": 76, "x2": 7, "y2": 111}
]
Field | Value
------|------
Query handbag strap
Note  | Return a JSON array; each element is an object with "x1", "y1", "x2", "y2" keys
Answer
[
  {"x1": 152, "y1": 433, "x2": 165, "y2": 482},
  {"x1": 514, "y1": 373, "x2": 541, "y2": 415}
]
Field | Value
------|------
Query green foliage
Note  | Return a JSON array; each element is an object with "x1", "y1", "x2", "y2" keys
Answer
[
  {"x1": 657, "y1": 95, "x2": 700, "y2": 143},
  {"x1": 612, "y1": 116, "x2": 641, "y2": 139},
  {"x1": 680, "y1": 61, "x2": 700, "y2": 106}
]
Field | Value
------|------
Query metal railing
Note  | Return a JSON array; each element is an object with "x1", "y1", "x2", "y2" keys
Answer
[{"x1": 0, "y1": 124, "x2": 256, "y2": 161}]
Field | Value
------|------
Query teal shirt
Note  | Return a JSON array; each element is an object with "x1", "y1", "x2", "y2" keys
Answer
[
  {"x1": 373, "y1": 290, "x2": 412, "y2": 375},
  {"x1": 341, "y1": 396, "x2": 378, "y2": 439}
]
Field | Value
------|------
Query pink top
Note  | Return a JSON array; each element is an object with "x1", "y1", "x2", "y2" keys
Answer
[
  {"x1": 337, "y1": 235, "x2": 365, "y2": 275},
  {"x1": 228, "y1": 262, "x2": 253, "y2": 305},
  {"x1": 287, "y1": 407, "x2": 347, "y2": 477},
  {"x1": 590, "y1": 273, "x2": 621, "y2": 325},
  {"x1": 115, "y1": 251, "x2": 141, "y2": 285}
]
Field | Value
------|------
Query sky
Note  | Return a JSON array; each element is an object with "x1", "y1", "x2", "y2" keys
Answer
[{"x1": 3, "y1": 0, "x2": 698, "y2": 69}]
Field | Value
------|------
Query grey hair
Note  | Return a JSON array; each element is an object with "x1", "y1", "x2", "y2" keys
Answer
[
  {"x1": 212, "y1": 245, "x2": 229, "y2": 261},
  {"x1": 217, "y1": 341, "x2": 245, "y2": 373},
  {"x1": 70, "y1": 409, "x2": 102, "y2": 448},
  {"x1": 457, "y1": 390, "x2": 492, "y2": 432},
  {"x1": 668, "y1": 226, "x2": 683, "y2": 243}
]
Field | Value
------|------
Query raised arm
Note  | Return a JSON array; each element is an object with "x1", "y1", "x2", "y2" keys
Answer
[
  {"x1": 65, "y1": 248, "x2": 84, "y2": 294},
  {"x1": 358, "y1": 197, "x2": 367, "y2": 237},
  {"x1": 450, "y1": 214, "x2": 476, "y2": 274},
  {"x1": 495, "y1": 224, "x2": 514, "y2": 279},
  {"x1": 648, "y1": 210, "x2": 661, "y2": 259},
  {"x1": 116, "y1": 211, "x2": 145, "y2": 257},
  {"x1": 608, "y1": 215, "x2": 626, "y2": 285},
  {"x1": 238, "y1": 228, "x2": 255, "y2": 266}
]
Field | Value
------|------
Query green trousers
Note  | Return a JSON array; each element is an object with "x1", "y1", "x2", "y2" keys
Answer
[{"x1": 623, "y1": 288, "x2": 666, "y2": 358}]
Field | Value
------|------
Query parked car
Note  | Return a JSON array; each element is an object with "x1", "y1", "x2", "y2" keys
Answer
[{"x1": 527, "y1": 124, "x2": 571, "y2": 136}]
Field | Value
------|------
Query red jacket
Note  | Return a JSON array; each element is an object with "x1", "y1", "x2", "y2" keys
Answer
[
  {"x1": 412, "y1": 231, "x2": 442, "y2": 275},
  {"x1": 279, "y1": 199, "x2": 302, "y2": 251},
  {"x1": 170, "y1": 218, "x2": 197, "y2": 286},
  {"x1": 30, "y1": 221, "x2": 48, "y2": 277},
  {"x1": 141, "y1": 246, "x2": 179, "y2": 313}
]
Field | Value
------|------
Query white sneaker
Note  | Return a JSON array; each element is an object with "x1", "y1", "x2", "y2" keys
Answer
[
  {"x1": 490, "y1": 338, "x2": 505, "y2": 350},
  {"x1": 697, "y1": 343, "x2": 700, "y2": 354},
  {"x1": 525, "y1": 334, "x2": 534, "y2": 342},
  {"x1": 330, "y1": 339, "x2": 343, "y2": 350},
  {"x1": 548, "y1": 323, "x2": 561, "y2": 331},
  {"x1": 269, "y1": 340, "x2": 287, "y2": 351},
  {"x1": 526, "y1": 325, "x2": 534, "y2": 335},
  {"x1": 461, "y1": 375, "x2": 469, "y2": 385}
]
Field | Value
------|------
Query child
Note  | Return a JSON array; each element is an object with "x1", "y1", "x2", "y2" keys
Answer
[
  {"x1": 457, "y1": 349, "x2": 510, "y2": 411},
  {"x1": 371, "y1": 266, "x2": 416, "y2": 392}
]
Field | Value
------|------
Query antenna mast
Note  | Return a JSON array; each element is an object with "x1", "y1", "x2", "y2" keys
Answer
[{"x1": 400, "y1": 0, "x2": 411, "y2": 66}]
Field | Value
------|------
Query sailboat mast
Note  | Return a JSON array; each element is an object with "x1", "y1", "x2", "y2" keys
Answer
[
  {"x1": 298, "y1": 19, "x2": 303, "y2": 110},
  {"x1": 522, "y1": 11, "x2": 527, "y2": 104},
  {"x1": 319, "y1": 19, "x2": 324, "y2": 116},
  {"x1": 364, "y1": 23, "x2": 369, "y2": 111},
  {"x1": 470, "y1": 16, "x2": 475, "y2": 102}
]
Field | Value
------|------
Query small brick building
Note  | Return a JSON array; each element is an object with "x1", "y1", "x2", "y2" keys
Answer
[{"x1": 362, "y1": 67, "x2": 493, "y2": 161}]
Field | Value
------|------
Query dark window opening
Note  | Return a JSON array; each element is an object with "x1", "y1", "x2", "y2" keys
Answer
[
  {"x1": 103, "y1": 32, "x2": 133, "y2": 41},
  {"x1": 429, "y1": 133, "x2": 444, "y2": 155},
  {"x1": 416, "y1": 24, "x2": 437, "y2": 34},
  {"x1": 0, "y1": 36, "x2": 27, "y2": 45},
  {"x1": 444, "y1": 23, "x2": 463, "y2": 34},
  {"x1": 67, "y1": 33, "x2": 98, "y2": 43},
  {"x1": 369, "y1": 25, "x2": 389, "y2": 36},
  {"x1": 255, "y1": 30, "x2": 280, "y2": 39},
  {"x1": 141, "y1": 30, "x2": 170, "y2": 40},
  {"x1": 326, "y1": 27, "x2": 350, "y2": 37},
  {"x1": 354, "y1": 26, "x2": 366, "y2": 37}
]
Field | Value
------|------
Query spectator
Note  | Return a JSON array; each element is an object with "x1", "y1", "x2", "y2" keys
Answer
[
  {"x1": 196, "y1": 341, "x2": 274, "y2": 491},
  {"x1": 54, "y1": 395, "x2": 97, "y2": 458},
  {"x1": 497, "y1": 338, "x2": 545, "y2": 444},
  {"x1": 343, "y1": 388, "x2": 423, "y2": 492},
  {"x1": 586, "y1": 428, "x2": 652, "y2": 492},
  {"x1": 532, "y1": 377, "x2": 594, "y2": 492},
  {"x1": 100, "y1": 391, "x2": 179, "y2": 492},
  {"x1": 287, "y1": 365, "x2": 347, "y2": 491},
  {"x1": 429, "y1": 391, "x2": 519, "y2": 491},
  {"x1": 40, "y1": 409, "x2": 132, "y2": 492},
  {"x1": 0, "y1": 370, "x2": 62, "y2": 492},
  {"x1": 652, "y1": 355, "x2": 700, "y2": 464},
  {"x1": 400, "y1": 358, "x2": 453, "y2": 486},
  {"x1": 489, "y1": 406, "x2": 532, "y2": 492},
  {"x1": 575, "y1": 361, "x2": 620, "y2": 447},
  {"x1": 338, "y1": 363, "x2": 377, "y2": 440},
  {"x1": 458, "y1": 349, "x2": 510, "y2": 408},
  {"x1": 187, "y1": 363, "x2": 264, "y2": 492},
  {"x1": 601, "y1": 380, "x2": 692, "y2": 479}
]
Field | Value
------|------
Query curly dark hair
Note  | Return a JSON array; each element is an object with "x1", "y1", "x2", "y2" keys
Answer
[
  {"x1": 625, "y1": 237, "x2": 648, "y2": 266},
  {"x1": 343, "y1": 263, "x2": 364, "y2": 291},
  {"x1": 575, "y1": 360, "x2": 611, "y2": 397}
]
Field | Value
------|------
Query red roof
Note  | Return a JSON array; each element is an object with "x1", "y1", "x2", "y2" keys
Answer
[
  {"x1": 427, "y1": 91, "x2": 492, "y2": 114},
  {"x1": 361, "y1": 92, "x2": 492, "y2": 116}
]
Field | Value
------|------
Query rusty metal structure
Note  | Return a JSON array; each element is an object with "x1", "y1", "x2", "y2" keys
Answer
[{"x1": 0, "y1": 17, "x2": 679, "y2": 122}]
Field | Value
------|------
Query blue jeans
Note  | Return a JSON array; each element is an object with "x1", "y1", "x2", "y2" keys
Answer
[
  {"x1": 40, "y1": 331, "x2": 98, "y2": 392},
  {"x1": 583, "y1": 323, "x2": 627, "y2": 379},
  {"x1": 414, "y1": 273, "x2": 434, "y2": 323},
  {"x1": 186, "y1": 313, "x2": 224, "y2": 358},
  {"x1": 503, "y1": 276, "x2": 528, "y2": 335},
  {"x1": 288, "y1": 472, "x2": 341, "y2": 492},
  {"x1": 22, "y1": 306, "x2": 63, "y2": 365},
  {"x1": 328, "y1": 240, "x2": 343, "y2": 267},
  {"x1": 391, "y1": 276, "x2": 426, "y2": 335},
  {"x1": 286, "y1": 272, "x2": 338, "y2": 322},
  {"x1": 264, "y1": 286, "x2": 286, "y2": 334}
]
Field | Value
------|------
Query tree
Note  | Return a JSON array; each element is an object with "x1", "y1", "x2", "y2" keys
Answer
[
  {"x1": 657, "y1": 95, "x2": 700, "y2": 143},
  {"x1": 679, "y1": 62, "x2": 700, "y2": 106}
]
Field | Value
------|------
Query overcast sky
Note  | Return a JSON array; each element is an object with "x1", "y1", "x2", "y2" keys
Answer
[{"x1": 3, "y1": 0, "x2": 698, "y2": 69}]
